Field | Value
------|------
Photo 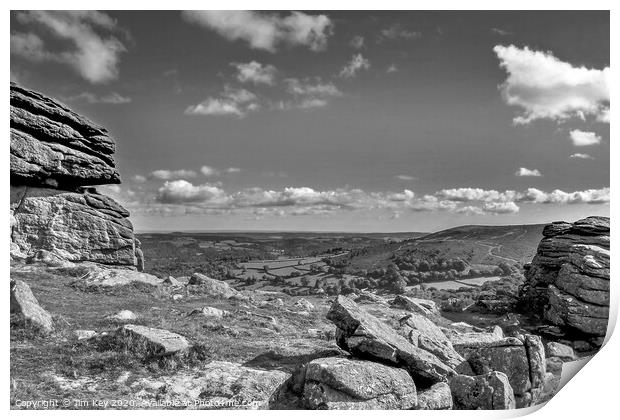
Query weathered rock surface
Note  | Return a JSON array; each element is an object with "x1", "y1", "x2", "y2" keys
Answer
[
  {"x1": 303, "y1": 357, "x2": 417, "y2": 409},
  {"x1": 10, "y1": 83, "x2": 142, "y2": 269},
  {"x1": 115, "y1": 325, "x2": 189, "y2": 356},
  {"x1": 450, "y1": 332, "x2": 545, "y2": 407},
  {"x1": 188, "y1": 273, "x2": 244, "y2": 299},
  {"x1": 520, "y1": 216, "x2": 609, "y2": 337},
  {"x1": 327, "y1": 295, "x2": 455, "y2": 384},
  {"x1": 391, "y1": 295, "x2": 440, "y2": 317},
  {"x1": 75, "y1": 265, "x2": 161, "y2": 287},
  {"x1": 10, "y1": 279, "x2": 53, "y2": 334},
  {"x1": 545, "y1": 342, "x2": 576, "y2": 361},
  {"x1": 416, "y1": 382, "x2": 453, "y2": 410},
  {"x1": 131, "y1": 361, "x2": 292, "y2": 409},
  {"x1": 450, "y1": 371, "x2": 516, "y2": 410},
  {"x1": 11, "y1": 186, "x2": 137, "y2": 267},
  {"x1": 10, "y1": 83, "x2": 119, "y2": 186}
]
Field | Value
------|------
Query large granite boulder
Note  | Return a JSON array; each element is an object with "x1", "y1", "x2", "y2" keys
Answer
[
  {"x1": 10, "y1": 82, "x2": 120, "y2": 187},
  {"x1": 303, "y1": 357, "x2": 417, "y2": 409},
  {"x1": 114, "y1": 325, "x2": 190, "y2": 357},
  {"x1": 9, "y1": 83, "x2": 141, "y2": 269},
  {"x1": 449, "y1": 331, "x2": 545, "y2": 407},
  {"x1": 450, "y1": 371, "x2": 515, "y2": 410},
  {"x1": 327, "y1": 295, "x2": 455, "y2": 384},
  {"x1": 11, "y1": 186, "x2": 137, "y2": 267},
  {"x1": 416, "y1": 382, "x2": 453, "y2": 410},
  {"x1": 520, "y1": 216, "x2": 609, "y2": 338}
]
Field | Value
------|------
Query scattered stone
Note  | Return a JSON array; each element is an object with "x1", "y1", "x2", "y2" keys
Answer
[
  {"x1": 76, "y1": 266, "x2": 161, "y2": 288},
  {"x1": 188, "y1": 273, "x2": 244, "y2": 299},
  {"x1": 73, "y1": 330, "x2": 98, "y2": 341},
  {"x1": 304, "y1": 357, "x2": 417, "y2": 409},
  {"x1": 450, "y1": 371, "x2": 516, "y2": 410},
  {"x1": 10, "y1": 279, "x2": 53, "y2": 334},
  {"x1": 416, "y1": 382, "x2": 453, "y2": 410},
  {"x1": 172, "y1": 294, "x2": 183, "y2": 301},
  {"x1": 188, "y1": 306, "x2": 227, "y2": 319},
  {"x1": 115, "y1": 324, "x2": 189, "y2": 356},
  {"x1": 327, "y1": 295, "x2": 454, "y2": 384},
  {"x1": 391, "y1": 295, "x2": 439, "y2": 316},
  {"x1": 107, "y1": 310, "x2": 137, "y2": 322},
  {"x1": 295, "y1": 298, "x2": 315, "y2": 311}
]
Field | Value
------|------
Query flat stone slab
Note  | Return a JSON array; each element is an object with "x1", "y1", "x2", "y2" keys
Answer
[{"x1": 117, "y1": 324, "x2": 189, "y2": 356}]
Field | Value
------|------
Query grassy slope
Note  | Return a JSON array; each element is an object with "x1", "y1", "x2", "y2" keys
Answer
[{"x1": 9, "y1": 264, "x2": 335, "y2": 409}]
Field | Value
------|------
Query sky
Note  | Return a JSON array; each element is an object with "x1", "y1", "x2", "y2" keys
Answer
[{"x1": 10, "y1": 10, "x2": 610, "y2": 232}]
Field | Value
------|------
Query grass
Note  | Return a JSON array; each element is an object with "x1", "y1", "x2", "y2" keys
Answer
[{"x1": 9, "y1": 263, "x2": 335, "y2": 409}]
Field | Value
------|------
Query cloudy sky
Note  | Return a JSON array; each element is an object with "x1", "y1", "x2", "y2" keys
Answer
[{"x1": 10, "y1": 10, "x2": 610, "y2": 232}]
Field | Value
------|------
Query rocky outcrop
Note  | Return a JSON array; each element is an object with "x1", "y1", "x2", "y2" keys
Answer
[
  {"x1": 327, "y1": 295, "x2": 455, "y2": 384},
  {"x1": 10, "y1": 82, "x2": 120, "y2": 187},
  {"x1": 10, "y1": 279, "x2": 53, "y2": 334},
  {"x1": 416, "y1": 382, "x2": 452, "y2": 410},
  {"x1": 303, "y1": 357, "x2": 417, "y2": 409},
  {"x1": 188, "y1": 273, "x2": 245, "y2": 299},
  {"x1": 10, "y1": 83, "x2": 141, "y2": 269},
  {"x1": 520, "y1": 216, "x2": 609, "y2": 337},
  {"x1": 451, "y1": 331, "x2": 546, "y2": 407}
]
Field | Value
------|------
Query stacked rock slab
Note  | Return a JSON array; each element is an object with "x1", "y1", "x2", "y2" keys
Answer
[
  {"x1": 10, "y1": 82, "x2": 141, "y2": 269},
  {"x1": 520, "y1": 216, "x2": 609, "y2": 337}
]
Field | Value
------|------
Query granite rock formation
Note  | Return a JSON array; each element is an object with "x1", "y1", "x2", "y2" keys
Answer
[
  {"x1": 520, "y1": 216, "x2": 609, "y2": 337},
  {"x1": 10, "y1": 82, "x2": 141, "y2": 269}
]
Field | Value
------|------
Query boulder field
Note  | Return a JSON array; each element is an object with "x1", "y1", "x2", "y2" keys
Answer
[{"x1": 10, "y1": 82, "x2": 142, "y2": 269}]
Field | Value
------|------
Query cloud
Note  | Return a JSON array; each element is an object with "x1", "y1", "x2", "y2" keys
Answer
[
  {"x1": 569, "y1": 129, "x2": 601, "y2": 146},
  {"x1": 150, "y1": 169, "x2": 197, "y2": 180},
  {"x1": 339, "y1": 54, "x2": 370, "y2": 78},
  {"x1": 515, "y1": 167, "x2": 542, "y2": 177},
  {"x1": 182, "y1": 11, "x2": 332, "y2": 52},
  {"x1": 157, "y1": 180, "x2": 229, "y2": 204},
  {"x1": 520, "y1": 187, "x2": 609, "y2": 204},
  {"x1": 232, "y1": 61, "x2": 277, "y2": 85},
  {"x1": 379, "y1": 24, "x2": 421, "y2": 42},
  {"x1": 395, "y1": 175, "x2": 415, "y2": 181},
  {"x1": 283, "y1": 78, "x2": 342, "y2": 109},
  {"x1": 570, "y1": 153, "x2": 594, "y2": 160},
  {"x1": 437, "y1": 188, "x2": 519, "y2": 203},
  {"x1": 200, "y1": 165, "x2": 220, "y2": 177},
  {"x1": 64, "y1": 91, "x2": 131, "y2": 104},
  {"x1": 185, "y1": 86, "x2": 259, "y2": 117},
  {"x1": 132, "y1": 175, "x2": 147, "y2": 183},
  {"x1": 491, "y1": 28, "x2": 511, "y2": 36},
  {"x1": 11, "y1": 11, "x2": 126, "y2": 84},
  {"x1": 482, "y1": 201, "x2": 520, "y2": 214},
  {"x1": 350, "y1": 35, "x2": 364, "y2": 49},
  {"x1": 386, "y1": 64, "x2": 398, "y2": 74},
  {"x1": 226, "y1": 167, "x2": 242, "y2": 173},
  {"x1": 494, "y1": 45, "x2": 610, "y2": 124}
]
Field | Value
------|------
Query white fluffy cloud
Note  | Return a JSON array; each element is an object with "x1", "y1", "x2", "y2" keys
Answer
[
  {"x1": 232, "y1": 61, "x2": 277, "y2": 85},
  {"x1": 182, "y1": 11, "x2": 332, "y2": 52},
  {"x1": 185, "y1": 86, "x2": 258, "y2": 117},
  {"x1": 520, "y1": 187, "x2": 609, "y2": 204},
  {"x1": 138, "y1": 181, "x2": 609, "y2": 217},
  {"x1": 339, "y1": 54, "x2": 370, "y2": 78},
  {"x1": 569, "y1": 129, "x2": 601, "y2": 146},
  {"x1": 157, "y1": 180, "x2": 228, "y2": 204},
  {"x1": 150, "y1": 169, "x2": 197, "y2": 180},
  {"x1": 200, "y1": 165, "x2": 220, "y2": 177},
  {"x1": 570, "y1": 153, "x2": 594, "y2": 160},
  {"x1": 283, "y1": 78, "x2": 342, "y2": 109},
  {"x1": 515, "y1": 167, "x2": 542, "y2": 177},
  {"x1": 494, "y1": 45, "x2": 610, "y2": 124},
  {"x1": 11, "y1": 11, "x2": 126, "y2": 84}
]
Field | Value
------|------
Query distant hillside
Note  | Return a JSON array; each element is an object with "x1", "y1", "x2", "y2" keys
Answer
[
  {"x1": 405, "y1": 224, "x2": 546, "y2": 265},
  {"x1": 345, "y1": 223, "x2": 545, "y2": 271}
]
